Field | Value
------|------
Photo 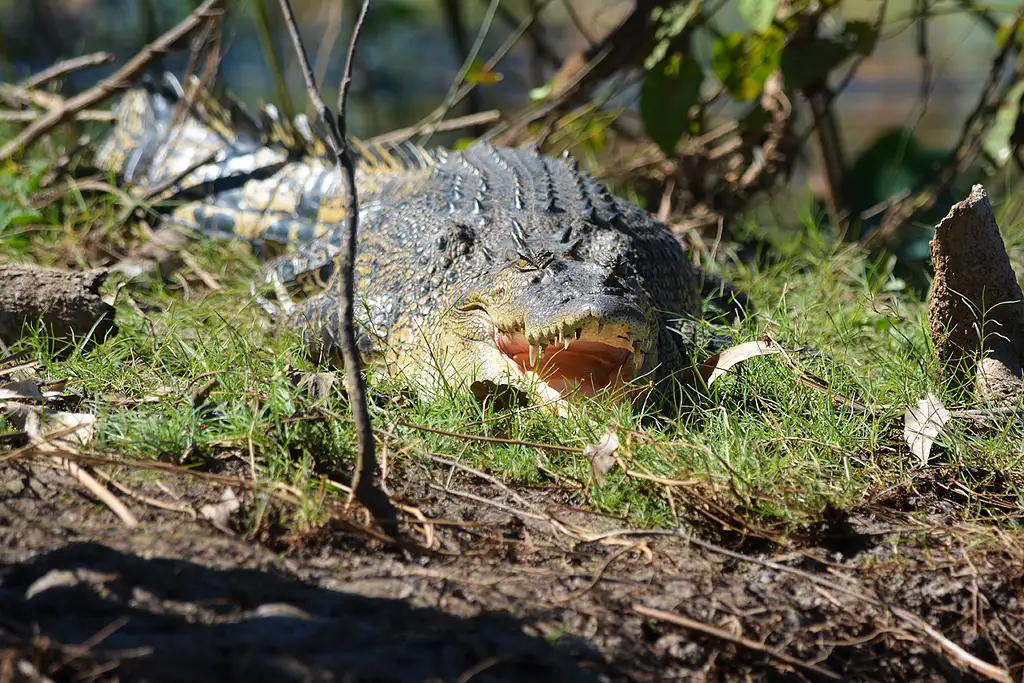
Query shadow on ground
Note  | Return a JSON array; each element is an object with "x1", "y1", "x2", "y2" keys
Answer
[
  {"x1": 1, "y1": 541, "x2": 604, "y2": 682},
  {"x1": 2, "y1": 459, "x2": 1023, "y2": 682}
]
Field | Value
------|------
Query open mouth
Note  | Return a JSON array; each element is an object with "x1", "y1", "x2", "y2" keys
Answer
[{"x1": 492, "y1": 320, "x2": 646, "y2": 398}]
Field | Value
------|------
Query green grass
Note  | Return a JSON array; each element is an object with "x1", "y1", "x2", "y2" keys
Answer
[{"x1": 2, "y1": 155, "x2": 1023, "y2": 538}]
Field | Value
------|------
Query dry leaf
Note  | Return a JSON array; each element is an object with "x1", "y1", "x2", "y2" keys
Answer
[
  {"x1": 904, "y1": 393, "x2": 951, "y2": 466},
  {"x1": 4, "y1": 401, "x2": 96, "y2": 448},
  {"x1": 583, "y1": 430, "x2": 620, "y2": 486},
  {"x1": 294, "y1": 371, "x2": 340, "y2": 402},
  {"x1": 0, "y1": 380, "x2": 44, "y2": 401},
  {"x1": 703, "y1": 340, "x2": 783, "y2": 386},
  {"x1": 199, "y1": 488, "x2": 241, "y2": 534}
]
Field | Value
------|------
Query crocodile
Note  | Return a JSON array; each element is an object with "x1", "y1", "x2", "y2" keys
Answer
[{"x1": 96, "y1": 74, "x2": 742, "y2": 409}]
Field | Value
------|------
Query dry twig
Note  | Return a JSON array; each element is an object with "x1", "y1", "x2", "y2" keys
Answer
[
  {"x1": 397, "y1": 420, "x2": 583, "y2": 454},
  {"x1": 863, "y1": 6, "x2": 1024, "y2": 249},
  {"x1": 19, "y1": 51, "x2": 115, "y2": 90},
  {"x1": 634, "y1": 604, "x2": 843, "y2": 680},
  {"x1": 276, "y1": 0, "x2": 399, "y2": 538},
  {"x1": 0, "y1": 0, "x2": 225, "y2": 163},
  {"x1": 0, "y1": 110, "x2": 114, "y2": 123}
]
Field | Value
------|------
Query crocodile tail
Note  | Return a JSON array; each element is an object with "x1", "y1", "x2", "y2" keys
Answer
[
  {"x1": 95, "y1": 72, "x2": 345, "y2": 247},
  {"x1": 98, "y1": 73, "x2": 441, "y2": 253}
]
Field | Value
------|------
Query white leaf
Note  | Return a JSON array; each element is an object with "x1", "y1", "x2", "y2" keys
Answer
[
  {"x1": 903, "y1": 393, "x2": 951, "y2": 466},
  {"x1": 4, "y1": 401, "x2": 96, "y2": 448},
  {"x1": 199, "y1": 488, "x2": 241, "y2": 534},
  {"x1": 583, "y1": 430, "x2": 620, "y2": 486},
  {"x1": 703, "y1": 340, "x2": 783, "y2": 386}
]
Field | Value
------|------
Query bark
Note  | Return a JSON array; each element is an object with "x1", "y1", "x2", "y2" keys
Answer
[
  {"x1": 0, "y1": 264, "x2": 117, "y2": 352},
  {"x1": 928, "y1": 184, "x2": 1024, "y2": 404}
]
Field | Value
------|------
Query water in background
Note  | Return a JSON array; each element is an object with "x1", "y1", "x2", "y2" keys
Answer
[{"x1": 0, "y1": 0, "x2": 1005, "y2": 173}]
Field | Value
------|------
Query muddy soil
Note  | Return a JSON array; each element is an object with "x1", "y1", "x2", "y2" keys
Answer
[{"x1": 1, "y1": 457, "x2": 1022, "y2": 683}]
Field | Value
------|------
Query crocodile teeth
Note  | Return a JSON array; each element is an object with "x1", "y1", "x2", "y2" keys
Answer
[
  {"x1": 574, "y1": 327, "x2": 582, "y2": 340},
  {"x1": 634, "y1": 349, "x2": 645, "y2": 369},
  {"x1": 563, "y1": 336, "x2": 571, "y2": 350},
  {"x1": 529, "y1": 344, "x2": 540, "y2": 367}
]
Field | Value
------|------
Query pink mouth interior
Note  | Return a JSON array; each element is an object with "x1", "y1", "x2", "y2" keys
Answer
[{"x1": 494, "y1": 332, "x2": 634, "y2": 397}]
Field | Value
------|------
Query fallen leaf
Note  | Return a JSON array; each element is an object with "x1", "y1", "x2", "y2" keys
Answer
[
  {"x1": 4, "y1": 401, "x2": 96, "y2": 448},
  {"x1": 199, "y1": 488, "x2": 241, "y2": 534},
  {"x1": 293, "y1": 371, "x2": 340, "y2": 403},
  {"x1": 0, "y1": 380, "x2": 44, "y2": 401},
  {"x1": 904, "y1": 393, "x2": 951, "y2": 466},
  {"x1": 702, "y1": 339, "x2": 783, "y2": 385},
  {"x1": 583, "y1": 430, "x2": 620, "y2": 486}
]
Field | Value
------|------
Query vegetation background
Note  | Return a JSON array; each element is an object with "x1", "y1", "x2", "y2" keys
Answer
[{"x1": 1, "y1": 1, "x2": 1023, "y2": 680}]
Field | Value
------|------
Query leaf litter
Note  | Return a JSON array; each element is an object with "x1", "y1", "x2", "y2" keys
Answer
[{"x1": 904, "y1": 393, "x2": 952, "y2": 466}]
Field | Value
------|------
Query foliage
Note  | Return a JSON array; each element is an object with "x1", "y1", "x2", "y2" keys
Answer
[{"x1": 634, "y1": 0, "x2": 1022, "y2": 258}]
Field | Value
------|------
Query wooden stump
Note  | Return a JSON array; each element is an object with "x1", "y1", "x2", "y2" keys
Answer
[
  {"x1": 929, "y1": 185, "x2": 1024, "y2": 405},
  {"x1": 0, "y1": 264, "x2": 117, "y2": 352}
]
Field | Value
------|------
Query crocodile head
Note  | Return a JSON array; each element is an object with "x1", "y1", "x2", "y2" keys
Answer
[{"x1": 415, "y1": 247, "x2": 661, "y2": 407}]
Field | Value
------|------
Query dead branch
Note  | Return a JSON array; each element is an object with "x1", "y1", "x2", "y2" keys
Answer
[
  {"x1": 0, "y1": 110, "x2": 114, "y2": 123},
  {"x1": 0, "y1": 0, "x2": 225, "y2": 163},
  {"x1": 276, "y1": 0, "x2": 399, "y2": 539},
  {"x1": 891, "y1": 607, "x2": 1014, "y2": 683},
  {"x1": 0, "y1": 264, "x2": 116, "y2": 351},
  {"x1": 368, "y1": 110, "x2": 500, "y2": 147},
  {"x1": 35, "y1": 454, "x2": 139, "y2": 528},
  {"x1": 3, "y1": 405, "x2": 138, "y2": 528},
  {"x1": 18, "y1": 51, "x2": 115, "y2": 90},
  {"x1": 396, "y1": 420, "x2": 583, "y2": 454},
  {"x1": 928, "y1": 185, "x2": 1024, "y2": 404}
]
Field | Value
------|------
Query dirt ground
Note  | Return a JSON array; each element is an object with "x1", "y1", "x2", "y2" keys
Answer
[{"x1": 1, "y1": 454, "x2": 1022, "y2": 683}]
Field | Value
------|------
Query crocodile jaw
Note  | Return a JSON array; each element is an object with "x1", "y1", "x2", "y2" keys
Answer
[
  {"x1": 428, "y1": 316, "x2": 649, "y2": 411},
  {"x1": 491, "y1": 320, "x2": 642, "y2": 399}
]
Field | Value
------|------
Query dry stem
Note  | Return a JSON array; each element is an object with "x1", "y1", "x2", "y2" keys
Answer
[
  {"x1": 0, "y1": 0, "x2": 225, "y2": 163},
  {"x1": 276, "y1": 0, "x2": 399, "y2": 539}
]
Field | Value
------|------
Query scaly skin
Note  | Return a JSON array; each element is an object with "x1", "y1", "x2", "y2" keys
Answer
[{"x1": 98, "y1": 75, "x2": 726, "y2": 408}]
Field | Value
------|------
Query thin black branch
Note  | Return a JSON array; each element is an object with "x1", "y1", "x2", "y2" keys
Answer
[
  {"x1": 276, "y1": 0, "x2": 399, "y2": 539},
  {"x1": 863, "y1": 4, "x2": 1024, "y2": 249},
  {"x1": 338, "y1": 0, "x2": 372, "y2": 135}
]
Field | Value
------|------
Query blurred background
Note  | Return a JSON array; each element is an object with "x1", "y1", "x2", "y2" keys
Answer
[{"x1": 0, "y1": 0, "x2": 1002, "y2": 147}]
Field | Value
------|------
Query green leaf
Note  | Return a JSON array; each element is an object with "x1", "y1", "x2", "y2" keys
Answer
[
  {"x1": 710, "y1": 31, "x2": 783, "y2": 102},
  {"x1": 738, "y1": 0, "x2": 779, "y2": 32},
  {"x1": 528, "y1": 82, "x2": 554, "y2": 101},
  {"x1": 994, "y1": 16, "x2": 1024, "y2": 50},
  {"x1": 645, "y1": 2, "x2": 701, "y2": 69},
  {"x1": 780, "y1": 38, "x2": 853, "y2": 90},
  {"x1": 641, "y1": 53, "x2": 705, "y2": 156},
  {"x1": 465, "y1": 59, "x2": 503, "y2": 86},
  {"x1": 983, "y1": 79, "x2": 1024, "y2": 163}
]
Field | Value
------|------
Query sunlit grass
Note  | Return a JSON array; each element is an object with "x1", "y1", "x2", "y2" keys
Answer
[{"x1": 2, "y1": 151, "x2": 1023, "y2": 536}]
